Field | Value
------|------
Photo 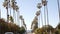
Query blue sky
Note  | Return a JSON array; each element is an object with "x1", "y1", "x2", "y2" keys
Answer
[{"x1": 0, "y1": 0, "x2": 60, "y2": 30}]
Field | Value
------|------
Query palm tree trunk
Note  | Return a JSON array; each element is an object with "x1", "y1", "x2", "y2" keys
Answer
[
  {"x1": 46, "y1": 3, "x2": 49, "y2": 25},
  {"x1": 9, "y1": 0, "x2": 11, "y2": 17},
  {"x1": 44, "y1": 6, "x2": 46, "y2": 26},
  {"x1": 17, "y1": 11, "x2": 20, "y2": 26},
  {"x1": 13, "y1": 9, "x2": 15, "y2": 23},
  {"x1": 44, "y1": 6, "x2": 47, "y2": 33},
  {"x1": 0, "y1": 10, "x2": 1, "y2": 19},
  {"x1": 40, "y1": 10, "x2": 44, "y2": 34},
  {"x1": 9, "y1": 0, "x2": 12, "y2": 22},
  {"x1": 39, "y1": 15, "x2": 40, "y2": 28},
  {"x1": 21, "y1": 19, "x2": 23, "y2": 27},
  {"x1": 6, "y1": 7, "x2": 9, "y2": 22},
  {"x1": 46, "y1": 1, "x2": 50, "y2": 34},
  {"x1": 57, "y1": 0, "x2": 60, "y2": 23},
  {"x1": 41, "y1": 11, "x2": 43, "y2": 27},
  {"x1": 36, "y1": 16, "x2": 38, "y2": 28},
  {"x1": 13, "y1": 11, "x2": 16, "y2": 23}
]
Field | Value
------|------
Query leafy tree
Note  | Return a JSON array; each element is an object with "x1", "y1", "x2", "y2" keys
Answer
[
  {"x1": 35, "y1": 28, "x2": 43, "y2": 34},
  {"x1": 19, "y1": 26, "x2": 26, "y2": 34},
  {"x1": 56, "y1": 23, "x2": 60, "y2": 29},
  {"x1": 55, "y1": 29, "x2": 60, "y2": 34},
  {"x1": 34, "y1": 25, "x2": 54, "y2": 34},
  {"x1": 42, "y1": 25, "x2": 54, "y2": 32},
  {"x1": 0, "y1": 19, "x2": 25, "y2": 34},
  {"x1": 55, "y1": 23, "x2": 60, "y2": 34}
]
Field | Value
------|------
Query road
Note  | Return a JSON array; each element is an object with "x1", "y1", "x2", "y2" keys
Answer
[
  {"x1": 27, "y1": 32, "x2": 33, "y2": 34},
  {"x1": 26, "y1": 30, "x2": 35, "y2": 34}
]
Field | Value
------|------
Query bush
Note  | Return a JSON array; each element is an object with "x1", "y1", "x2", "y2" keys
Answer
[{"x1": 0, "y1": 19, "x2": 26, "y2": 34}]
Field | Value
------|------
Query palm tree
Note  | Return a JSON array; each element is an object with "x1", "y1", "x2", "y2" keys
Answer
[
  {"x1": 46, "y1": 4, "x2": 49, "y2": 25},
  {"x1": 8, "y1": 0, "x2": 13, "y2": 23},
  {"x1": 22, "y1": 19, "x2": 26, "y2": 30},
  {"x1": 36, "y1": 10, "x2": 40, "y2": 16},
  {"x1": 42, "y1": 0, "x2": 49, "y2": 26},
  {"x1": 42, "y1": 0, "x2": 46, "y2": 28},
  {"x1": 19, "y1": 15, "x2": 26, "y2": 30},
  {"x1": 9, "y1": 0, "x2": 12, "y2": 19},
  {"x1": 3, "y1": 0, "x2": 10, "y2": 22},
  {"x1": 36, "y1": 10, "x2": 40, "y2": 28},
  {"x1": 0, "y1": 9, "x2": 1, "y2": 19},
  {"x1": 11, "y1": 0, "x2": 19, "y2": 23},
  {"x1": 42, "y1": 0, "x2": 47, "y2": 33},
  {"x1": 31, "y1": 16, "x2": 38, "y2": 32},
  {"x1": 42, "y1": 0, "x2": 50, "y2": 33},
  {"x1": 37, "y1": 3, "x2": 42, "y2": 9},
  {"x1": 57, "y1": 0, "x2": 60, "y2": 23},
  {"x1": 11, "y1": 0, "x2": 17, "y2": 23},
  {"x1": 15, "y1": 5, "x2": 19, "y2": 25},
  {"x1": 37, "y1": 3, "x2": 43, "y2": 28},
  {"x1": 20, "y1": 15, "x2": 23, "y2": 27}
]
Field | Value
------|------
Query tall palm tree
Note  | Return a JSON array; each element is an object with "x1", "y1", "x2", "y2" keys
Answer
[
  {"x1": 20, "y1": 16, "x2": 26, "y2": 30},
  {"x1": 57, "y1": 0, "x2": 60, "y2": 23},
  {"x1": 37, "y1": 3, "x2": 43, "y2": 28},
  {"x1": 42, "y1": 0, "x2": 49, "y2": 26},
  {"x1": 36, "y1": 10, "x2": 40, "y2": 28},
  {"x1": 31, "y1": 16, "x2": 38, "y2": 32},
  {"x1": 42, "y1": 0, "x2": 46, "y2": 24},
  {"x1": 20, "y1": 15, "x2": 23, "y2": 27},
  {"x1": 22, "y1": 19, "x2": 26, "y2": 30},
  {"x1": 3, "y1": 0, "x2": 10, "y2": 22},
  {"x1": 42, "y1": 0, "x2": 47, "y2": 33},
  {"x1": 15, "y1": 5, "x2": 20, "y2": 26},
  {"x1": 9, "y1": 0, "x2": 12, "y2": 18},
  {"x1": 42, "y1": 0, "x2": 50, "y2": 33},
  {"x1": 11, "y1": 0, "x2": 17, "y2": 23},
  {"x1": 0, "y1": 9, "x2": 1, "y2": 19},
  {"x1": 15, "y1": 5, "x2": 19, "y2": 23},
  {"x1": 46, "y1": 2, "x2": 49, "y2": 26},
  {"x1": 40, "y1": 11, "x2": 43, "y2": 27},
  {"x1": 8, "y1": 0, "x2": 13, "y2": 23},
  {"x1": 57, "y1": 0, "x2": 60, "y2": 30}
]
